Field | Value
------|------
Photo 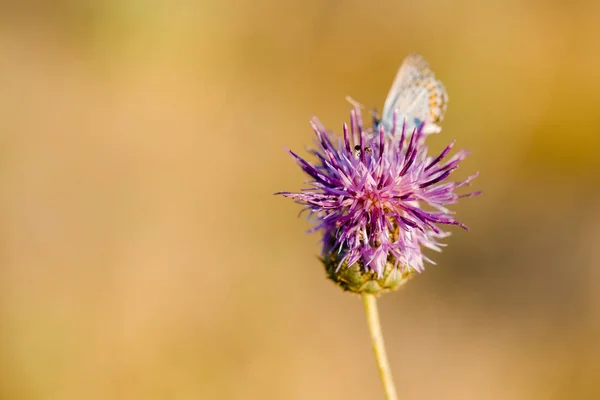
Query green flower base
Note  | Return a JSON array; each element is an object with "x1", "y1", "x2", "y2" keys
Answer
[{"x1": 322, "y1": 255, "x2": 415, "y2": 295}]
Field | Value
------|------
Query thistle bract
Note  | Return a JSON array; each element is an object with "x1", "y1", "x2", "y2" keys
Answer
[{"x1": 278, "y1": 107, "x2": 478, "y2": 294}]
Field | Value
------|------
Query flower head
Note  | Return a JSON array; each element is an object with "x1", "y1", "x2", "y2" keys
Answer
[{"x1": 277, "y1": 106, "x2": 479, "y2": 294}]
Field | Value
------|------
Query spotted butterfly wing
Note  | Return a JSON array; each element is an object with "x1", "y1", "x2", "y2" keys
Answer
[{"x1": 379, "y1": 54, "x2": 448, "y2": 136}]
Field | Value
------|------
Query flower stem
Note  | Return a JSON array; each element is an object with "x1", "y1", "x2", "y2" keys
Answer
[{"x1": 362, "y1": 293, "x2": 398, "y2": 400}]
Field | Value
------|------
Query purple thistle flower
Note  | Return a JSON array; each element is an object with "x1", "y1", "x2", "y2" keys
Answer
[{"x1": 277, "y1": 106, "x2": 479, "y2": 293}]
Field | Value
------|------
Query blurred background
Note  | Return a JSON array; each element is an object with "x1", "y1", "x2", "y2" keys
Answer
[{"x1": 1, "y1": 0, "x2": 600, "y2": 399}]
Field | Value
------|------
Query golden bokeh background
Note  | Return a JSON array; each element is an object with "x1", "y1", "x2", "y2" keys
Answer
[{"x1": 1, "y1": 1, "x2": 600, "y2": 399}]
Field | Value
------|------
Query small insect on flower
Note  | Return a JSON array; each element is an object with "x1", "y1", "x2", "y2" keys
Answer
[
  {"x1": 354, "y1": 145, "x2": 372, "y2": 158},
  {"x1": 377, "y1": 53, "x2": 448, "y2": 137},
  {"x1": 277, "y1": 105, "x2": 479, "y2": 295}
]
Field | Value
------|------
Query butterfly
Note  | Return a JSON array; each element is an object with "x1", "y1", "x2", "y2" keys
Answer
[{"x1": 377, "y1": 54, "x2": 448, "y2": 136}]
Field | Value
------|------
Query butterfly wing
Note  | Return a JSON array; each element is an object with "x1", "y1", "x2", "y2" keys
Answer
[{"x1": 380, "y1": 54, "x2": 448, "y2": 135}]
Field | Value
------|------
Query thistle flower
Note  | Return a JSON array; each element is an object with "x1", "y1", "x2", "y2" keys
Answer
[{"x1": 277, "y1": 107, "x2": 479, "y2": 294}]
